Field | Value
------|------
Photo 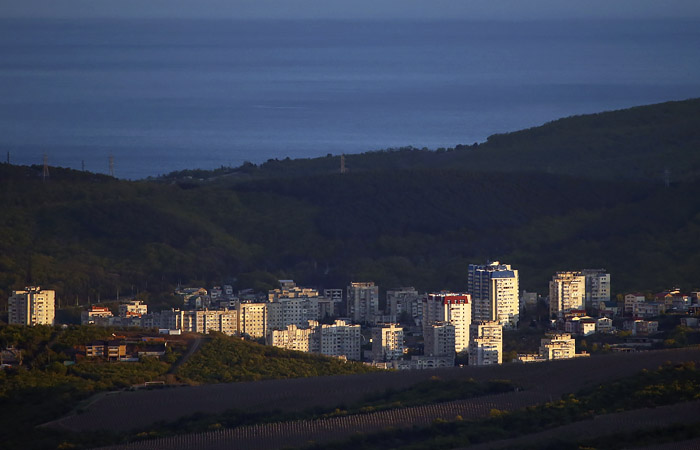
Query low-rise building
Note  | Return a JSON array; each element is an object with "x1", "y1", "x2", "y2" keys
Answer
[
  {"x1": 634, "y1": 302, "x2": 666, "y2": 318},
  {"x1": 596, "y1": 317, "x2": 614, "y2": 333},
  {"x1": 119, "y1": 300, "x2": 148, "y2": 317},
  {"x1": 82, "y1": 305, "x2": 114, "y2": 325},
  {"x1": 624, "y1": 294, "x2": 646, "y2": 316},
  {"x1": 380, "y1": 355, "x2": 454, "y2": 370},
  {"x1": 624, "y1": 319, "x2": 659, "y2": 336}
]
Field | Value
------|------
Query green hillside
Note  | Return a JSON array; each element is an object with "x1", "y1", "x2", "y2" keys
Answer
[{"x1": 2, "y1": 99, "x2": 700, "y2": 310}]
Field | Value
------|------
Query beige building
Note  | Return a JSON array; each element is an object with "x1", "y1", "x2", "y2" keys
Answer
[
  {"x1": 540, "y1": 332, "x2": 577, "y2": 360},
  {"x1": 8, "y1": 286, "x2": 55, "y2": 325},
  {"x1": 238, "y1": 303, "x2": 267, "y2": 338},
  {"x1": 549, "y1": 272, "x2": 586, "y2": 319},
  {"x1": 268, "y1": 280, "x2": 319, "y2": 301},
  {"x1": 118, "y1": 300, "x2": 148, "y2": 317},
  {"x1": 468, "y1": 321, "x2": 503, "y2": 365},
  {"x1": 269, "y1": 323, "x2": 316, "y2": 352},
  {"x1": 81, "y1": 305, "x2": 114, "y2": 325},
  {"x1": 371, "y1": 323, "x2": 404, "y2": 362},
  {"x1": 185, "y1": 309, "x2": 238, "y2": 335}
]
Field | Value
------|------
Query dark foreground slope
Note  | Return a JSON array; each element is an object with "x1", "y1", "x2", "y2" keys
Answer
[{"x1": 45, "y1": 348, "x2": 700, "y2": 450}]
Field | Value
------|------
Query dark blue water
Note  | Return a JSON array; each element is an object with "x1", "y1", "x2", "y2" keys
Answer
[{"x1": 1, "y1": 19, "x2": 699, "y2": 179}]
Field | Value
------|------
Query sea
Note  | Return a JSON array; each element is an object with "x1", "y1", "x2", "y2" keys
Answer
[{"x1": 1, "y1": 18, "x2": 699, "y2": 179}]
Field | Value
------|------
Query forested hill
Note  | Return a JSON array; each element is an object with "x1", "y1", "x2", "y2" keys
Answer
[
  {"x1": 161, "y1": 98, "x2": 700, "y2": 183},
  {"x1": 2, "y1": 99, "x2": 700, "y2": 313}
]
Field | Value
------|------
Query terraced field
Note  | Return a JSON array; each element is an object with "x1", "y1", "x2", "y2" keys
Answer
[
  {"x1": 44, "y1": 348, "x2": 700, "y2": 450},
  {"x1": 465, "y1": 399, "x2": 700, "y2": 450}
]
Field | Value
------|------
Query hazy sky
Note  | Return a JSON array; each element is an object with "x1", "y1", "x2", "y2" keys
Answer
[{"x1": 3, "y1": 0, "x2": 700, "y2": 20}]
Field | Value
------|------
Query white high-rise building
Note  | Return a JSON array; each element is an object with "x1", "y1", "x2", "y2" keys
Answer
[
  {"x1": 469, "y1": 321, "x2": 503, "y2": 366},
  {"x1": 467, "y1": 262, "x2": 520, "y2": 328},
  {"x1": 582, "y1": 269, "x2": 611, "y2": 309},
  {"x1": 423, "y1": 293, "x2": 471, "y2": 353},
  {"x1": 8, "y1": 286, "x2": 55, "y2": 326},
  {"x1": 371, "y1": 323, "x2": 404, "y2": 362},
  {"x1": 549, "y1": 272, "x2": 586, "y2": 318},
  {"x1": 347, "y1": 282, "x2": 379, "y2": 323}
]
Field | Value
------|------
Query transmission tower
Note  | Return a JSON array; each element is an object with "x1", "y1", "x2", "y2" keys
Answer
[
  {"x1": 340, "y1": 154, "x2": 347, "y2": 174},
  {"x1": 109, "y1": 155, "x2": 114, "y2": 177},
  {"x1": 6, "y1": 151, "x2": 9, "y2": 164},
  {"x1": 42, "y1": 154, "x2": 49, "y2": 182}
]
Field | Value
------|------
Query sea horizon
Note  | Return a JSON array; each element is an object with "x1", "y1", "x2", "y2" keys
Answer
[{"x1": 2, "y1": 17, "x2": 699, "y2": 179}]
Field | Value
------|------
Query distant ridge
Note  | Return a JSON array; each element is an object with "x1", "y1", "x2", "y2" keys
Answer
[{"x1": 159, "y1": 98, "x2": 700, "y2": 183}]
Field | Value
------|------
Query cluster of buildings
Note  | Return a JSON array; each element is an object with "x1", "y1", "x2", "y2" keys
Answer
[
  {"x1": 9, "y1": 260, "x2": 700, "y2": 370},
  {"x1": 82, "y1": 335, "x2": 169, "y2": 362}
]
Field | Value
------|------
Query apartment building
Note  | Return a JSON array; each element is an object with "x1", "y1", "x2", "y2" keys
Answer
[
  {"x1": 371, "y1": 323, "x2": 404, "y2": 362},
  {"x1": 8, "y1": 286, "x2": 55, "y2": 326},
  {"x1": 549, "y1": 272, "x2": 586, "y2": 319},
  {"x1": 423, "y1": 322, "x2": 455, "y2": 357},
  {"x1": 347, "y1": 282, "x2": 379, "y2": 324},
  {"x1": 386, "y1": 287, "x2": 422, "y2": 324},
  {"x1": 238, "y1": 302, "x2": 267, "y2": 338},
  {"x1": 423, "y1": 292, "x2": 471, "y2": 353},
  {"x1": 468, "y1": 262, "x2": 520, "y2": 328},
  {"x1": 318, "y1": 319, "x2": 361, "y2": 360},
  {"x1": 269, "y1": 323, "x2": 316, "y2": 352},
  {"x1": 118, "y1": 300, "x2": 148, "y2": 317},
  {"x1": 540, "y1": 332, "x2": 577, "y2": 360},
  {"x1": 468, "y1": 321, "x2": 503, "y2": 365},
  {"x1": 582, "y1": 269, "x2": 611, "y2": 309}
]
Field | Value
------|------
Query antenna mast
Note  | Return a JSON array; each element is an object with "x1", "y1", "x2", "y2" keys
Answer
[
  {"x1": 340, "y1": 154, "x2": 347, "y2": 174},
  {"x1": 42, "y1": 154, "x2": 49, "y2": 182},
  {"x1": 109, "y1": 155, "x2": 114, "y2": 177}
]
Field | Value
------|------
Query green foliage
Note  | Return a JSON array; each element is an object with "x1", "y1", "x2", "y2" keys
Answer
[
  {"x1": 177, "y1": 333, "x2": 377, "y2": 383},
  {"x1": 0, "y1": 324, "x2": 177, "y2": 449}
]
